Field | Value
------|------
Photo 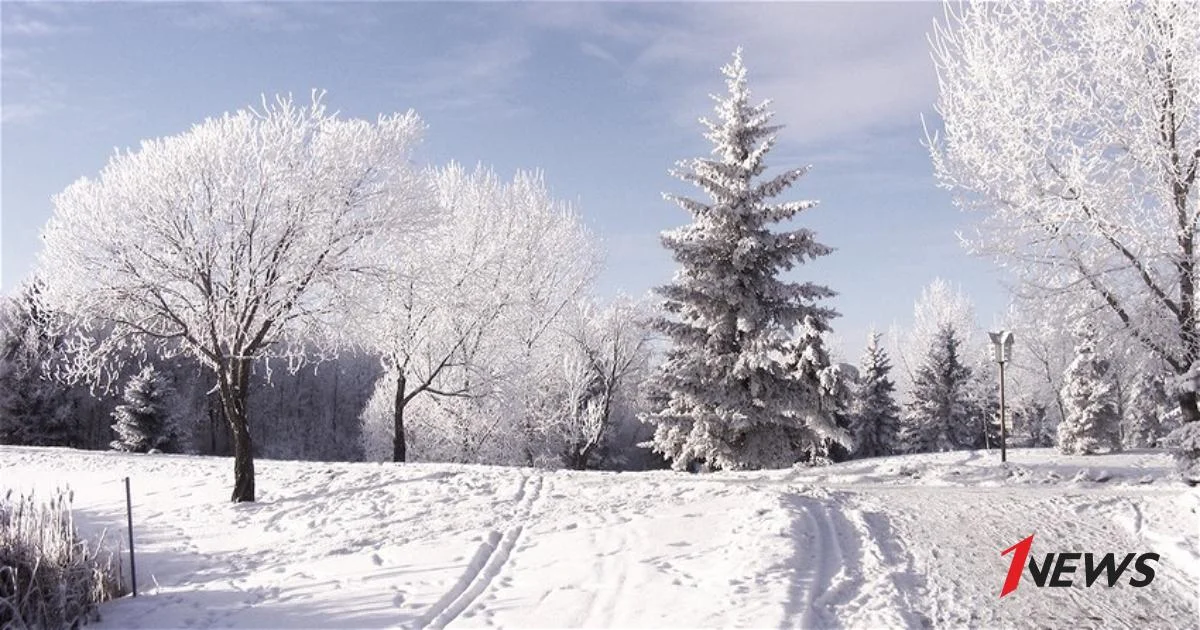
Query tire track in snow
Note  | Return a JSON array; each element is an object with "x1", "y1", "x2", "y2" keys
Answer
[{"x1": 416, "y1": 472, "x2": 544, "y2": 629}]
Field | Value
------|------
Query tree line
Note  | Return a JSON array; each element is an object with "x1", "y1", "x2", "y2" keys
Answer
[{"x1": 4, "y1": 0, "x2": 1199, "y2": 500}]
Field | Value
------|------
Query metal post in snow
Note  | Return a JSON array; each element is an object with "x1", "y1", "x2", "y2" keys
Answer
[
  {"x1": 989, "y1": 331, "x2": 1014, "y2": 465},
  {"x1": 124, "y1": 476, "x2": 137, "y2": 597},
  {"x1": 999, "y1": 359, "x2": 1007, "y2": 464}
]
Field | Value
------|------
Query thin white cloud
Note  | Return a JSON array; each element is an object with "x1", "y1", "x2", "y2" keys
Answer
[
  {"x1": 516, "y1": 2, "x2": 942, "y2": 147},
  {"x1": 1, "y1": 2, "x2": 86, "y2": 37},
  {"x1": 167, "y1": 2, "x2": 308, "y2": 32},
  {"x1": 162, "y1": 1, "x2": 378, "y2": 34},
  {"x1": 2, "y1": 44, "x2": 68, "y2": 126},
  {"x1": 579, "y1": 41, "x2": 619, "y2": 66},
  {"x1": 393, "y1": 36, "x2": 533, "y2": 118}
]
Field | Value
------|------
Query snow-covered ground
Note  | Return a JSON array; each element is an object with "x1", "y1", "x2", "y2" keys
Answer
[{"x1": 1, "y1": 446, "x2": 1197, "y2": 629}]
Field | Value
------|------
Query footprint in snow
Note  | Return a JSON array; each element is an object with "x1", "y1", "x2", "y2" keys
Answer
[{"x1": 372, "y1": 553, "x2": 384, "y2": 566}]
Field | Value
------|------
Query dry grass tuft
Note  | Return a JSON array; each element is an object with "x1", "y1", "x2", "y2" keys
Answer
[{"x1": 0, "y1": 487, "x2": 127, "y2": 629}]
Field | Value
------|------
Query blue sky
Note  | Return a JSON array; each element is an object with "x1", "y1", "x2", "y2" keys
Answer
[{"x1": 1, "y1": 1, "x2": 1008, "y2": 359}]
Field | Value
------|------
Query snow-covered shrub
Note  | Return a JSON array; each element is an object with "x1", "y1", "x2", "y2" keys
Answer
[
  {"x1": 1164, "y1": 366, "x2": 1200, "y2": 483},
  {"x1": 1056, "y1": 324, "x2": 1121, "y2": 455},
  {"x1": 1123, "y1": 372, "x2": 1170, "y2": 448},
  {"x1": 0, "y1": 488, "x2": 126, "y2": 628},
  {"x1": 1162, "y1": 423, "x2": 1200, "y2": 485},
  {"x1": 1011, "y1": 399, "x2": 1055, "y2": 448},
  {"x1": 110, "y1": 366, "x2": 179, "y2": 453}
]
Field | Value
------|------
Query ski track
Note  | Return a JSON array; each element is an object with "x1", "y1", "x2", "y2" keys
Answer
[
  {"x1": 416, "y1": 472, "x2": 544, "y2": 629},
  {"x1": 781, "y1": 489, "x2": 925, "y2": 629},
  {"x1": 782, "y1": 490, "x2": 843, "y2": 629}
]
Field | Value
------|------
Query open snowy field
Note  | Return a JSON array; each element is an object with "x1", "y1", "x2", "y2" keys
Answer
[{"x1": 1, "y1": 446, "x2": 1197, "y2": 629}]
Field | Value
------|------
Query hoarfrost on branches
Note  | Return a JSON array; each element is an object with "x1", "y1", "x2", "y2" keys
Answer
[
  {"x1": 356, "y1": 162, "x2": 598, "y2": 464},
  {"x1": 36, "y1": 92, "x2": 434, "y2": 501},
  {"x1": 928, "y1": 1, "x2": 1200, "y2": 439}
]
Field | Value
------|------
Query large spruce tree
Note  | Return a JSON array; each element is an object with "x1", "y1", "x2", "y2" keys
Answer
[{"x1": 642, "y1": 49, "x2": 840, "y2": 471}]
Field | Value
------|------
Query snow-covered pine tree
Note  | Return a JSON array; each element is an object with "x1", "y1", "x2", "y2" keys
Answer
[
  {"x1": 822, "y1": 363, "x2": 857, "y2": 463},
  {"x1": 110, "y1": 366, "x2": 178, "y2": 453},
  {"x1": 1123, "y1": 371, "x2": 1170, "y2": 449},
  {"x1": 0, "y1": 285, "x2": 79, "y2": 447},
  {"x1": 902, "y1": 323, "x2": 975, "y2": 453},
  {"x1": 1056, "y1": 323, "x2": 1121, "y2": 455},
  {"x1": 788, "y1": 316, "x2": 853, "y2": 463},
  {"x1": 849, "y1": 332, "x2": 901, "y2": 458},
  {"x1": 895, "y1": 416, "x2": 923, "y2": 455},
  {"x1": 642, "y1": 49, "x2": 840, "y2": 471},
  {"x1": 1013, "y1": 399, "x2": 1054, "y2": 447}
]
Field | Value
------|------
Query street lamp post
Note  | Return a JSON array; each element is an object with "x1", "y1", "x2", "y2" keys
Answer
[{"x1": 988, "y1": 331, "x2": 1015, "y2": 463}]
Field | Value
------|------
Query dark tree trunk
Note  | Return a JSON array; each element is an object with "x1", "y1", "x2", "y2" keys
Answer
[
  {"x1": 575, "y1": 443, "x2": 595, "y2": 470},
  {"x1": 220, "y1": 357, "x2": 256, "y2": 502},
  {"x1": 1179, "y1": 390, "x2": 1200, "y2": 425},
  {"x1": 393, "y1": 372, "x2": 407, "y2": 462},
  {"x1": 1166, "y1": 55, "x2": 1199, "y2": 427}
]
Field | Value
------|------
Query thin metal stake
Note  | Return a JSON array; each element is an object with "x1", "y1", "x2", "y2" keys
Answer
[
  {"x1": 125, "y1": 477, "x2": 137, "y2": 597},
  {"x1": 999, "y1": 360, "x2": 1008, "y2": 464}
]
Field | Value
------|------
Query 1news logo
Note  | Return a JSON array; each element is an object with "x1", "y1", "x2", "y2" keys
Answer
[{"x1": 1000, "y1": 534, "x2": 1159, "y2": 597}]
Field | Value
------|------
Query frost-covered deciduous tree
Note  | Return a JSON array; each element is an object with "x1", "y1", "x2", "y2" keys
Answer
[
  {"x1": 548, "y1": 298, "x2": 654, "y2": 470},
  {"x1": 36, "y1": 94, "x2": 433, "y2": 501},
  {"x1": 357, "y1": 163, "x2": 596, "y2": 463},
  {"x1": 642, "y1": 49, "x2": 841, "y2": 471},
  {"x1": 1057, "y1": 324, "x2": 1123, "y2": 455},
  {"x1": 928, "y1": 1, "x2": 1200, "y2": 437},
  {"x1": 110, "y1": 366, "x2": 178, "y2": 453},
  {"x1": 890, "y1": 278, "x2": 981, "y2": 404},
  {"x1": 1001, "y1": 302, "x2": 1078, "y2": 439},
  {"x1": 849, "y1": 332, "x2": 901, "y2": 459},
  {"x1": 901, "y1": 324, "x2": 975, "y2": 453}
]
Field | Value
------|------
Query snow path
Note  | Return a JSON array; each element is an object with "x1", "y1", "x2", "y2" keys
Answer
[
  {"x1": 1, "y1": 446, "x2": 1196, "y2": 628},
  {"x1": 779, "y1": 489, "x2": 925, "y2": 629}
]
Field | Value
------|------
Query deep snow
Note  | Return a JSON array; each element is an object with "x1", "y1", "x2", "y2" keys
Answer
[{"x1": 1, "y1": 446, "x2": 1197, "y2": 629}]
